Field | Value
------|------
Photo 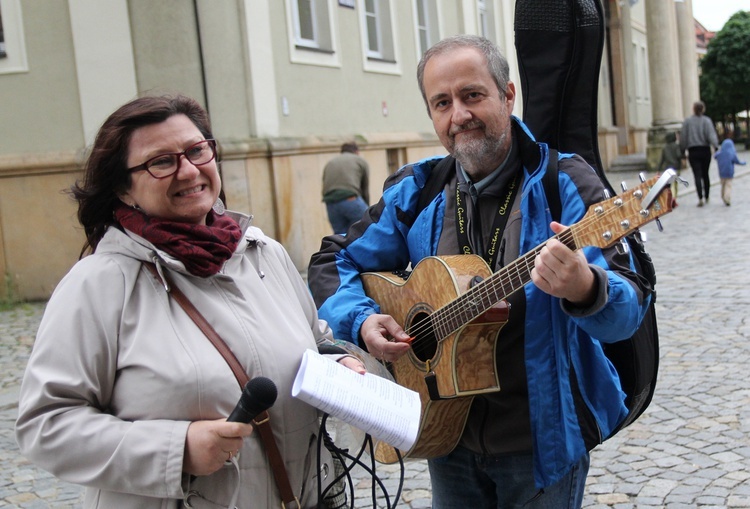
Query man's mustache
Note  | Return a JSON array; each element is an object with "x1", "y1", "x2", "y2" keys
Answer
[{"x1": 450, "y1": 121, "x2": 485, "y2": 136}]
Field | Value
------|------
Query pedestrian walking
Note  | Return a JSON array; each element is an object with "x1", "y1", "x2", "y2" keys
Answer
[
  {"x1": 714, "y1": 131, "x2": 746, "y2": 206},
  {"x1": 321, "y1": 142, "x2": 370, "y2": 235},
  {"x1": 657, "y1": 131, "x2": 685, "y2": 197},
  {"x1": 680, "y1": 100, "x2": 719, "y2": 207}
]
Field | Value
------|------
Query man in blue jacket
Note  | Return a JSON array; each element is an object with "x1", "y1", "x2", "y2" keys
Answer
[{"x1": 308, "y1": 35, "x2": 649, "y2": 508}]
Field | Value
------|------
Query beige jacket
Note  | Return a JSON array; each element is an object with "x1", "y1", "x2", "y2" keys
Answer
[{"x1": 16, "y1": 212, "x2": 334, "y2": 508}]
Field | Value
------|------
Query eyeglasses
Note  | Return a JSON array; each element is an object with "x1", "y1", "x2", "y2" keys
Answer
[{"x1": 127, "y1": 139, "x2": 217, "y2": 179}]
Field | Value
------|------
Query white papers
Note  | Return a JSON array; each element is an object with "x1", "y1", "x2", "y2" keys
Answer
[{"x1": 292, "y1": 349, "x2": 421, "y2": 451}]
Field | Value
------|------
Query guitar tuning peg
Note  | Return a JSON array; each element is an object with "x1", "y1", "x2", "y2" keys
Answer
[
  {"x1": 616, "y1": 238, "x2": 630, "y2": 255},
  {"x1": 603, "y1": 189, "x2": 611, "y2": 199},
  {"x1": 638, "y1": 172, "x2": 647, "y2": 183},
  {"x1": 655, "y1": 218, "x2": 664, "y2": 232},
  {"x1": 620, "y1": 181, "x2": 628, "y2": 192}
]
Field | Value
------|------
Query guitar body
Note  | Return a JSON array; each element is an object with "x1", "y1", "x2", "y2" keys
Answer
[{"x1": 361, "y1": 254, "x2": 508, "y2": 463}]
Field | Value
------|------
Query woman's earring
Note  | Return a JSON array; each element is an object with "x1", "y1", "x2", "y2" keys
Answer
[{"x1": 212, "y1": 197, "x2": 226, "y2": 215}]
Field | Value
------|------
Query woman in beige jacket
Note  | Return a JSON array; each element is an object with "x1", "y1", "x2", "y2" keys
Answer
[{"x1": 15, "y1": 95, "x2": 363, "y2": 508}]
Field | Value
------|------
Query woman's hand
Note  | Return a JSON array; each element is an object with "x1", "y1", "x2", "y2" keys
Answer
[
  {"x1": 183, "y1": 419, "x2": 254, "y2": 476},
  {"x1": 338, "y1": 355, "x2": 367, "y2": 374}
]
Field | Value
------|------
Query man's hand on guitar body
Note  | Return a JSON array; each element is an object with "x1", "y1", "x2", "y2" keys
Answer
[
  {"x1": 532, "y1": 221, "x2": 597, "y2": 307},
  {"x1": 360, "y1": 314, "x2": 413, "y2": 362}
]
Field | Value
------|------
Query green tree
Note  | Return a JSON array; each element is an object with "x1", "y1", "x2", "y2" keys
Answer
[{"x1": 700, "y1": 10, "x2": 750, "y2": 143}]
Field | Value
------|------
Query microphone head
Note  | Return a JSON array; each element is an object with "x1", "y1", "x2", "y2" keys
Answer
[
  {"x1": 227, "y1": 376, "x2": 278, "y2": 423},
  {"x1": 246, "y1": 376, "x2": 278, "y2": 408}
]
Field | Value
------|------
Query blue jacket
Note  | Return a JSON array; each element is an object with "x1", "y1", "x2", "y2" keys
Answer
[
  {"x1": 714, "y1": 138, "x2": 746, "y2": 179},
  {"x1": 308, "y1": 117, "x2": 649, "y2": 488}
]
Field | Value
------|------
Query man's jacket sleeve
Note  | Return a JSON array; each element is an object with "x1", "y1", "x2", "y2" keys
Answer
[{"x1": 308, "y1": 163, "x2": 430, "y2": 345}]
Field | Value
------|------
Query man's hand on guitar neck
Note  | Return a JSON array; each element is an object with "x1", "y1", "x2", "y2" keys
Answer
[
  {"x1": 532, "y1": 221, "x2": 597, "y2": 307},
  {"x1": 360, "y1": 314, "x2": 413, "y2": 362}
]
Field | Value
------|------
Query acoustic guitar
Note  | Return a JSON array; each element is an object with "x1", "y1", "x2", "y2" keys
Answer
[{"x1": 361, "y1": 171, "x2": 677, "y2": 464}]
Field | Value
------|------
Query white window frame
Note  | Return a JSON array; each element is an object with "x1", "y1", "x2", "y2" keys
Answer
[
  {"x1": 632, "y1": 41, "x2": 650, "y2": 106},
  {"x1": 292, "y1": 0, "x2": 319, "y2": 49},
  {"x1": 284, "y1": 0, "x2": 341, "y2": 67},
  {"x1": 0, "y1": 0, "x2": 28, "y2": 75},
  {"x1": 413, "y1": 0, "x2": 440, "y2": 58},
  {"x1": 639, "y1": 45, "x2": 650, "y2": 105},
  {"x1": 358, "y1": 0, "x2": 400, "y2": 75},
  {"x1": 478, "y1": 0, "x2": 489, "y2": 38},
  {"x1": 476, "y1": 0, "x2": 497, "y2": 42},
  {"x1": 364, "y1": 0, "x2": 382, "y2": 59}
]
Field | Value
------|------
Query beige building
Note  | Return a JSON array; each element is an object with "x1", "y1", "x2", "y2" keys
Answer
[{"x1": 0, "y1": 0, "x2": 697, "y2": 301}]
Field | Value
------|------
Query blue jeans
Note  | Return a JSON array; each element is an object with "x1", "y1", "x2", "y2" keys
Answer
[
  {"x1": 428, "y1": 446, "x2": 589, "y2": 509},
  {"x1": 326, "y1": 196, "x2": 368, "y2": 235}
]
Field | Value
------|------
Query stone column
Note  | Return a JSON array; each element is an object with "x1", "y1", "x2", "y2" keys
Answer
[
  {"x1": 606, "y1": 0, "x2": 632, "y2": 154},
  {"x1": 675, "y1": 0, "x2": 700, "y2": 118},
  {"x1": 644, "y1": 0, "x2": 684, "y2": 170},
  {"x1": 645, "y1": 0, "x2": 683, "y2": 126}
]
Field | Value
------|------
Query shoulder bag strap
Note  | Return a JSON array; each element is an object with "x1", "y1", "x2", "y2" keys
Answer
[{"x1": 143, "y1": 262, "x2": 300, "y2": 509}]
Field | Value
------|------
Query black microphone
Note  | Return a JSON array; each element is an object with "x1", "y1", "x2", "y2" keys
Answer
[{"x1": 227, "y1": 376, "x2": 278, "y2": 423}]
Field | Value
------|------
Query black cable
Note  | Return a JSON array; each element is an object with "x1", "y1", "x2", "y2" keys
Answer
[{"x1": 316, "y1": 413, "x2": 407, "y2": 508}]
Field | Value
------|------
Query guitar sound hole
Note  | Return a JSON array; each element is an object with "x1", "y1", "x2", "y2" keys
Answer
[{"x1": 410, "y1": 311, "x2": 437, "y2": 363}]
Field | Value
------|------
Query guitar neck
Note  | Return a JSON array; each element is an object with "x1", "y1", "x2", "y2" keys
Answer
[
  {"x1": 428, "y1": 172, "x2": 675, "y2": 339},
  {"x1": 431, "y1": 231, "x2": 577, "y2": 338}
]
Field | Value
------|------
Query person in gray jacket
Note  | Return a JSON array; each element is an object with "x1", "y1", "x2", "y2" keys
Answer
[
  {"x1": 680, "y1": 100, "x2": 719, "y2": 207},
  {"x1": 15, "y1": 94, "x2": 364, "y2": 509}
]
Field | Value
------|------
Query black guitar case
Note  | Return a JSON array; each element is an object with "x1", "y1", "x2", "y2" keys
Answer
[{"x1": 515, "y1": 0, "x2": 659, "y2": 437}]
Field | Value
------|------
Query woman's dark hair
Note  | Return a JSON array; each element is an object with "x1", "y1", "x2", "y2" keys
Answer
[{"x1": 71, "y1": 94, "x2": 214, "y2": 256}]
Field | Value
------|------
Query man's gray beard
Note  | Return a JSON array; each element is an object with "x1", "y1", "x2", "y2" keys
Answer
[{"x1": 453, "y1": 132, "x2": 507, "y2": 178}]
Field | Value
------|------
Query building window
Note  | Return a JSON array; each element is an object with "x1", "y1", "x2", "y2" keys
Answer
[
  {"x1": 293, "y1": 0, "x2": 317, "y2": 47},
  {"x1": 359, "y1": 0, "x2": 399, "y2": 74},
  {"x1": 362, "y1": 0, "x2": 395, "y2": 61},
  {"x1": 0, "y1": 0, "x2": 28, "y2": 74},
  {"x1": 364, "y1": 0, "x2": 382, "y2": 58},
  {"x1": 291, "y1": 0, "x2": 333, "y2": 51},
  {"x1": 640, "y1": 45, "x2": 650, "y2": 104},
  {"x1": 476, "y1": 0, "x2": 496, "y2": 41},
  {"x1": 414, "y1": 0, "x2": 439, "y2": 55},
  {"x1": 285, "y1": 0, "x2": 340, "y2": 67}
]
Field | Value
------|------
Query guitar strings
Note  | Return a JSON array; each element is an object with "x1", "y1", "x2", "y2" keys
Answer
[
  {"x1": 404, "y1": 240, "x2": 546, "y2": 345},
  {"x1": 405, "y1": 211, "x2": 607, "y2": 344},
  {"x1": 401, "y1": 185, "x2": 653, "y2": 350},
  {"x1": 403, "y1": 226, "x2": 569, "y2": 346}
]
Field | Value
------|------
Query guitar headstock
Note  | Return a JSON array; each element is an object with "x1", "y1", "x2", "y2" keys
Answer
[{"x1": 571, "y1": 172, "x2": 675, "y2": 249}]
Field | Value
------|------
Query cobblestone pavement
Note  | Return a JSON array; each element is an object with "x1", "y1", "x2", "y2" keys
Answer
[{"x1": 2, "y1": 154, "x2": 749, "y2": 508}]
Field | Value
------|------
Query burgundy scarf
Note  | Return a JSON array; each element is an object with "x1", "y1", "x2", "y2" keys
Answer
[{"x1": 114, "y1": 203, "x2": 243, "y2": 277}]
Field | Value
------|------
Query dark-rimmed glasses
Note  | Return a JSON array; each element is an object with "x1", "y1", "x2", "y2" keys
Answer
[{"x1": 127, "y1": 139, "x2": 217, "y2": 179}]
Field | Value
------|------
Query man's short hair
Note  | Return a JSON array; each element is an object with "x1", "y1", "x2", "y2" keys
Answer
[
  {"x1": 416, "y1": 35, "x2": 510, "y2": 116},
  {"x1": 341, "y1": 142, "x2": 359, "y2": 153}
]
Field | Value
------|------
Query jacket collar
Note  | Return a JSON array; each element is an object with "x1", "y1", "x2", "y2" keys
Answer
[{"x1": 512, "y1": 116, "x2": 546, "y2": 175}]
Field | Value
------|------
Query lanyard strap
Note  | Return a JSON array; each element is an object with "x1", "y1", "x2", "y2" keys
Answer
[{"x1": 455, "y1": 173, "x2": 520, "y2": 269}]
